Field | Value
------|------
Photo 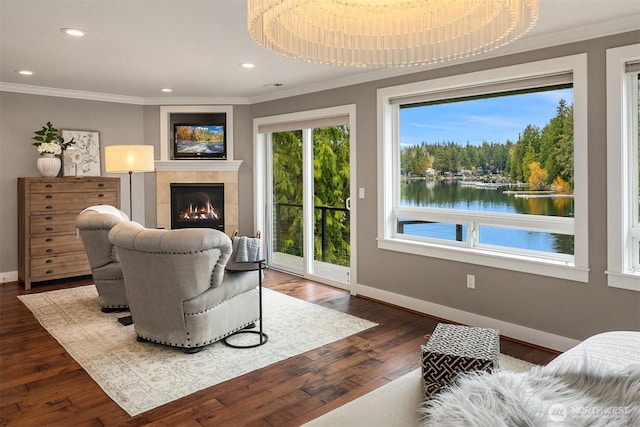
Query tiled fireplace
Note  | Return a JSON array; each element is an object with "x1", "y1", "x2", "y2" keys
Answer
[
  {"x1": 155, "y1": 105, "x2": 241, "y2": 236},
  {"x1": 156, "y1": 168, "x2": 239, "y2": 234}
]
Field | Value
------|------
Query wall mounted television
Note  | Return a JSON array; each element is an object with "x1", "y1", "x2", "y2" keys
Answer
[{"x1": 173, "y1": 120, "x2": 227, "y2": 160}]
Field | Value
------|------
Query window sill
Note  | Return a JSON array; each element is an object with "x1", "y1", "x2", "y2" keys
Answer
[
  {"x1": 377, "y1": 237, "x2": 589, "y2": 283},
  {"x1": 606, "y1": 271, "x2": 640, "y2": 292}
]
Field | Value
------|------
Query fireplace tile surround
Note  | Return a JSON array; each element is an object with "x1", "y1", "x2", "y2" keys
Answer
[{"x1": 156, "y1": 169, "x2": 238, "y2": 234}]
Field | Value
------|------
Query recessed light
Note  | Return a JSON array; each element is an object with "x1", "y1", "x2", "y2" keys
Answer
[
  {"x1": 61, "y1": 28, "x2": 86, "y2": 37},
  {"x1": 241, "y1": 63, "x2": 256, "y2": 69},
  {"x1": 16, "y1": 70, "x2": 34, "y2": 76},
  {"x1": 161, "y1": 88, "x2": 173, "y2": 93}
]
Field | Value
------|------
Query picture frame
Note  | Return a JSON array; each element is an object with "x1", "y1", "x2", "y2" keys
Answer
[{"x1": 62, "y1": 130, "x2": 101, "y2": 176}]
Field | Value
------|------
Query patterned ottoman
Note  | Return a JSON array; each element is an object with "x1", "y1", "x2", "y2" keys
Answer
[{"x1": 421, "y1": 323, "x2": 500, "y2": 399}]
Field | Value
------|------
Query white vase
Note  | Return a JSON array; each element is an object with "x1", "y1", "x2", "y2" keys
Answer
[{"x1": 37, "y1": 153, "x2": 62, "y2": 177}]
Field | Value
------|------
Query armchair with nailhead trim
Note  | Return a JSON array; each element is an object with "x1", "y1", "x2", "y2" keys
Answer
[
  {"x1": 75, "y1": 205, "x2": 130, "y2": 312},
  {"x1": 108, "y1": 221, "x2": 259, "y2": 353}
]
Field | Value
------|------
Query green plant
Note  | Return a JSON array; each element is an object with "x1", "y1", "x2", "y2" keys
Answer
[{"x1": 32, "y1": 122, "x2": 75, "y2": 152}]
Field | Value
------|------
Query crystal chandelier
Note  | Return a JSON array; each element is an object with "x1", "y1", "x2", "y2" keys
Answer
[{"x1": 247, "y1": 0, "x2": 539, "y2": 67}]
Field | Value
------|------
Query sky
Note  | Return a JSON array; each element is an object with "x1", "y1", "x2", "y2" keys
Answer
[{"x1": 399, "y1": 87, "x2": 573, "y2": 148}]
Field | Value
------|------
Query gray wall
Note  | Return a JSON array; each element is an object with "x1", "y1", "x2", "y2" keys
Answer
[
  {"x1": 249, "y1": 31, "x2": 640, "y2": 342},
  {"x1": 2, "y1": 31, "x2": 639, "y2": 344},
  {"x1": 0, "y1": 93, "x2": 143, "y2": 275}
]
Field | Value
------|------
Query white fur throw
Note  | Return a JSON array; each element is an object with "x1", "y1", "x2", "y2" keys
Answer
[{"x1": 420, "y1": 362, "x2": 640, "y2": 426}]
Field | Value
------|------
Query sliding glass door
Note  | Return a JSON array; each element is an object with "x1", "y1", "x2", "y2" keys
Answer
[{"x1": 259, "y1": 107, "x2": 354, "y2": 290}]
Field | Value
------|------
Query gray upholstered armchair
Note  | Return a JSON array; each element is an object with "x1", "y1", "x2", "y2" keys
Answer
[
  {"x1": 108, "y1": 221, "x2": 260, "y2": 353},
  {"x1": 75, "y1": 205, "x2": 129, "y2": 312}
]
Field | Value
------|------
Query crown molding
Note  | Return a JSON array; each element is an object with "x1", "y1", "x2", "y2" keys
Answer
[
  {"x1": 143, "y1": 96, "x2": 250, "y2": 105},
  {"x1": 0, "y1": 82, "x2": 251, "y2": 106},
  {"x1": 503, "y1": 15, "x2": 640, "y2": 55},
  {"x1": 0, "y1": 82, "x2": 145, "y2": 104}
]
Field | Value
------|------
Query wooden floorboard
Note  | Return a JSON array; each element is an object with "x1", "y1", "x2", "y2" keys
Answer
[{"x1": 0, "y1": 269, "x2": 559, "y2": 426}]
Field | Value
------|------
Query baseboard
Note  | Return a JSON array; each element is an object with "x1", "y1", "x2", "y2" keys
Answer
[
  {"x1": 1, "y1": 270, "x2": 18, "y2": 284},
  {"x1": 353, "y1": 283, "x2": 580, "y2": 352}
]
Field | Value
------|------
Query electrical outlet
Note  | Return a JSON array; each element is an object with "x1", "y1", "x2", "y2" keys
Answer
[{"x1": 466, "y1": 274, "x2": 475, "y2": 289}]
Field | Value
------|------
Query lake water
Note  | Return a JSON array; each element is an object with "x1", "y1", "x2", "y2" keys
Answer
[{"x1": 400, "y1": 180, "x2": 574, "y2": 254}]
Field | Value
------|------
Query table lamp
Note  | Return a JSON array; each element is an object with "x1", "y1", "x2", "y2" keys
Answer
[{"x1": 104, "y1": 145, "x2": 155, "y2": 220}]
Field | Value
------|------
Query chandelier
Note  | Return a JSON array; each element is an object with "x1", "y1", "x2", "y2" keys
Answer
[{"x1": 247, "y1": 0, "x2": 539, "y2": 67}]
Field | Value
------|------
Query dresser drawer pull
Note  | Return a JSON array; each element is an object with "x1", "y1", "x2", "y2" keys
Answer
[
  {"x1": 46, "y1": 227, "x2": 53, "y2": 231},
  {"x1": 46, "y1": 259, "x2": 53, "y2": 264},
  {"x1": 45, "y1": 206, "x2": 53, "y2": 210},
  {"x1": 45, "y1": 237, "x2": 53, "y2": 242},
  {"x1": 45, "y1": 216, "x2": 53, "y2": 221},
  {"x1": 46, "y1": 270, "x2": 54, "y2": 274},
  {"x1": 45, "y1": 195, "x2": 53, "y2": 199},
  {"x1": 45, "y1": 184, "x2": 53, "y2": 188},
  {"x1": 98, "y1": 194, "x2": 104, "y2": 198},
  {"x1": 98, "y1": 183, "x2": 105, "y2": 187},
  {"x1": 46, "y1": 248, "x2": 54, "y2": 253}
]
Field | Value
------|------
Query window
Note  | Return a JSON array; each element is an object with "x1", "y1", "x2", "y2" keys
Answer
[
  {"x1": 606, "y1": 44, "x2": 640, "y2": 291},
  {"x1": 378, "y1": 55, "x2": 589, "y2": 282}
]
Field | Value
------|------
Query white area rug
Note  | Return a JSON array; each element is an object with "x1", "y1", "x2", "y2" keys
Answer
[
  {"x1": 304, "y1": 354, "x2": 534, "y2": 427},
  {"x1": 18, "y1": 285, "x2": 377, "y2": 416}
]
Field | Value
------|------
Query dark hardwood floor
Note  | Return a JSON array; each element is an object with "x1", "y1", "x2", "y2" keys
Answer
[{"x1": 0, "y1": 269, "x2": 559, "y2": 426}]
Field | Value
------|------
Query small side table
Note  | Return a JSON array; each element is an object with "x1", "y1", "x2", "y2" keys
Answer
[{"x1": 222, "y1": 260, "x2": 268, "y2": 348}]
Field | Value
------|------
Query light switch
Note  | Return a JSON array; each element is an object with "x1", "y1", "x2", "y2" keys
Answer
[{"x1": 359, "y1": 187, "x2": 365, "y2": 199}]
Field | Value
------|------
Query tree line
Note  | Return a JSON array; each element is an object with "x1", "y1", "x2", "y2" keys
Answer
[
  {"x1": 401, "y1": 99, "x2": 574, "y2": 191},
  {"x1": 175, "y1": 126, "x2": 223, "y2": 142}
]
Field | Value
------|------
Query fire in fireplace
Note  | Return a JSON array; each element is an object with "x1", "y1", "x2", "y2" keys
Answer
[{"x1": 170, "y1": 183, "x2": 224, "y2": 231}]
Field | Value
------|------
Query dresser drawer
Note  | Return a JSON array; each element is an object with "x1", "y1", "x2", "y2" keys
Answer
[
  {"x1": 19, "y1": 176, "x2": 120, "y2": 290},
  {"x1": 30, "y1": 194, "x2": 118, "y2": 213},
  {"x1": 30, "y1": 234, "x2": 85, "y2": 256},
  {"x1": 30, "y1": 253, "x2": 90, "y2": 280},
  {"x1": 29, "y1": 180, "x2": 119, "y2": 193},
  {"x1": 30, "y1": 213, "x2": 79, "y2": 236}
]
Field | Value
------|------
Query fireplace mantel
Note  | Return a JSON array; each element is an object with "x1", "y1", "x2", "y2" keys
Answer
[{"x1": 155, "y1": 160, "x2": 242, "y2": 172}]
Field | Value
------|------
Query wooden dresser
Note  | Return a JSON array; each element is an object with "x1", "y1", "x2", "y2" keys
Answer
[{"x1": 18, "y1": 177, "x2": 120, "y2": 290}]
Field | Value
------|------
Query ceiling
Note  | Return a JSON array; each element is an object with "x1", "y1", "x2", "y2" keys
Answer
[{"x1": 1, "y1": 0, "x2": 639, "y2": 104}]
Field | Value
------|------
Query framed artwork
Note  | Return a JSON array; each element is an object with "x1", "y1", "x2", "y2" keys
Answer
[{"x1": 62, "y1": 130, "x2": 101, "y2": 176}]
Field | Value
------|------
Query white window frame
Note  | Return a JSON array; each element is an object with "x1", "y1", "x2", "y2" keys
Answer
[
  {"x1": 606, "y1": 44, "x2": 640, "y2": 291},
  {"x1": 377, "y1": 54, "x2": 589, "y2": 282}
]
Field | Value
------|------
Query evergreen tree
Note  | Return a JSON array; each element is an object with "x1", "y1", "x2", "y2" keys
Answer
[
  {"x1": 520, "y1": 125, "x2": 541, "y2": 181},
  {"x1": 272, "y1": 130, "x2": 303, "y2": 257},
  {"x1": 313, "y1": 126, "x2": 350, "y2": 266},
  {"x1": 271, "y1": 126, "x2": 351, "y2": 266},
  {"x1": 541, "y1": 99, "x2": 569, "y2": 185},
  {"x1": 555, "y1": 106, "x2": 574, "y2": 188}
]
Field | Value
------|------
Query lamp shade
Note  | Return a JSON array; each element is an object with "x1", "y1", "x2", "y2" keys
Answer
[{"x1": 105, "y1": 145, "x2": 155, "y2": 173}]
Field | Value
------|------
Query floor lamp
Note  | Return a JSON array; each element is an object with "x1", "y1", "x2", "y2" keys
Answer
[{"x1": 104, "y1": 145, "x2": 155, "y2": 220}]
